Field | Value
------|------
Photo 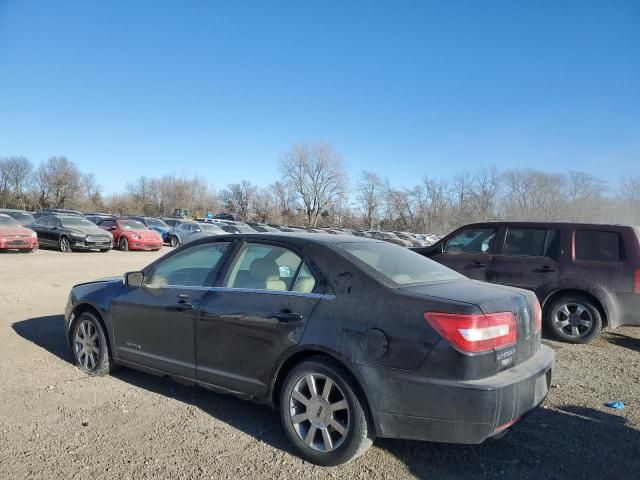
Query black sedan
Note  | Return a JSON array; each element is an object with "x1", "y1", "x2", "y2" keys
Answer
[
  {"x1": 30, "y1": 215, "x2": 113, "y2": 252},
  {"x1": 64, "y1": 234, "x2": 554, "y2": 465}
]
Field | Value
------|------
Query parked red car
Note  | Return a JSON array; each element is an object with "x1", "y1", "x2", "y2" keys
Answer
[
  {"x1": 0, "y1": 213, "x2": 38, "y2": 252},
  {"x1": 98, "y1": 218, "x2": 162, "y2": 251}
]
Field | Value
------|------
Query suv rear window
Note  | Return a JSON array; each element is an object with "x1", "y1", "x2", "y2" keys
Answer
[{"x1": 574, "y1": 230, "x2": 621, "y2": 262}]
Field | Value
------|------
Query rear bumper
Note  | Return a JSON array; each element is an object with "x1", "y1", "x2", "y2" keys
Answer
[
  {"x1": 608, "y1": 292, "x2": 640, "y2": 328},
  {"x1": 359, "y1": 345, "x2": 554, "y2": 444}
]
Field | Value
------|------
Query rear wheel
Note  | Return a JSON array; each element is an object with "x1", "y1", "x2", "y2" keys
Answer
[
  {"x1": 119, "y1": 237, "x2": 129, "y2": 252},
  {"x1": 280, "y1": 358, "x2": 375, "y2": 466},
  {"x1": 546, "y1": 295, "x2": 602, "y2": 344},
  {"x1": 59, "y1": 236, "x2": 72, "y2": 253},
  {"x1": 71, "y1": 312, "x2": 113, "y2": 375}
]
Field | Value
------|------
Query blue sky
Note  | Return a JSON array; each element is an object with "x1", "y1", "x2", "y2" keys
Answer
[{"x1": 0, "y1": 0, "x2": 638, "y2": 194}]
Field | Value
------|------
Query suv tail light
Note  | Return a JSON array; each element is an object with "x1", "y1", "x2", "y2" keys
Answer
[
  {"x1": 635, "y1": 269, "x2": 640, "y2": 294},
  {"x1": 424, "y1": 311, "x2": 517, "y2": 353},
  {"x1": 533, "y1": 300, "x2": 542, "y2": 333}
]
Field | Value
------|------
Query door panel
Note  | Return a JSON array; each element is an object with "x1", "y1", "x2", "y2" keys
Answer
[
  {"x1": 113, "y1": 286, "x2": 205, "y2": 377},
  {"x1": 431, "y1": 252, "x2": 493, "y2": 281},
  {"x1": 196, "y1": 290, "x2": 319, "y2": 394},
  {"x1": 488, "y1": 228, "x2": 561, "y2": 292}
]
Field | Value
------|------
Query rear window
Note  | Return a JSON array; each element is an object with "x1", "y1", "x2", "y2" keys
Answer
[
  {"x1": 337, "y1": 241, "x2": 462, "y2": 286},
  {"x1": 574, "y1": 230, "x2": 621, "y2": 262}
]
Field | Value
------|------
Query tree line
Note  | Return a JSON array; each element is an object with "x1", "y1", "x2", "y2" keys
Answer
[{"x1": 1, "y1": 144, "x2": 639, "y2": 234}]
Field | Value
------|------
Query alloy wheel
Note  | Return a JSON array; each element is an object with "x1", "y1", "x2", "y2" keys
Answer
[
  {"x1": 289, "y1": 373, "x2": 350, "y2": 453},
  {"x1": 553, "y1": 302, "x2": 593, "y2": 338},
  {"x1": 60, "y1": 237, "x2": 71, "y2": 253},
  {"x1": 119, "y1": 238, "x2": 128, "y2": 251},
  {"x1": 171, "y1": 236, "x2": 179, "y2": 247},
  {"x1": 74, "y1": 319, "x2": 101, "y2": 371}
]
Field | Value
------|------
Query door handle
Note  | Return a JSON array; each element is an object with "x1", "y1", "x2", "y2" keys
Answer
[
  {"x1": 467, "y1": 261, "x2": 488, "y2": 268},
  {"x1": 167, "y1": 299, "x2": 194, "y2": 312},
  {"x1": 534, "y1": 266, "x2": 557, "y2": 273},
  {"x1": 269, "y1": 311, "x2": 303, "y2": 323}
]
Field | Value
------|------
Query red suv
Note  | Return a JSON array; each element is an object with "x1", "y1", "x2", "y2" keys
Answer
[{"x1": 415, "y1": 222, "x2": 640, "y2": 343}]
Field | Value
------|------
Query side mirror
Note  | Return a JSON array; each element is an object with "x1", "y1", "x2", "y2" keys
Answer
[
  {"x1": 124, "y1": 271, "x2": 144, "y2": 287},
  {"x1": 194, "y1": 228, "x2": 201, "y2": 233},
  {"x1": 110, "y1": 226, "x2": 117, "y2": 231}
]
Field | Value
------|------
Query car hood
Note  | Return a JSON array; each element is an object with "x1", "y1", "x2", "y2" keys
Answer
[
  {"x1": 73, "y1": 276, "x2": 122, "y2": 288},
  {"x1": 67, "y1": 225, "x2": 111, "y2": 236},
  {"x1": 0, "y1": 226, "x2": 34, "y2": 237}
]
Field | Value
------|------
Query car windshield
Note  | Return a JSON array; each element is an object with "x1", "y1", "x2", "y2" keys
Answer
[
  {"x1": 336, "y1": 241, "x2": 462, "y2": 286},
  {"x1": 7, "y1": 212, "x2": 34, "y2": 223},
  {"x1": 145, "y1": 218, "x2": 169, "y2": 228},
  {"x1": 60, "y1": 217, "x2": 95, "y2": 228},
  {"x1": 0, "y1": 215, "x2": 19, "y2": 226},
  {"x1": 119, "y1": 220, "x2": 147, "y2": 230},
  {"x1": 199, "y1": 223, "x2": 225, "y2": 233}
]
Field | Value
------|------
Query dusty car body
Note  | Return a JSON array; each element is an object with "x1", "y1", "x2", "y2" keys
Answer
[{"x1": 64, "y1": 234, "x2": 553, "y2": 465}]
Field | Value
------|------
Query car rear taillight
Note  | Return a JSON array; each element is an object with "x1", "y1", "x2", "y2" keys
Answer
[
  {"x1": 533, "y1": 300, "x2": 542, "y2": 333},
  {"x1": 635, "y1": 269, "x2": 640, "y2": 294},
  {"x1": 424, "y1": 311, "x2": 517, "y2": 353}
]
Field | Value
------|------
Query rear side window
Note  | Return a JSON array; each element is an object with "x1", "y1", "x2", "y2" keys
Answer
[
  {"x1": 574, "y1": 230, "x2": 621, "y2": 262},
  {"x1": 503, "y1": 228, "x2": 558, "y2": 257},
  {"x1": 445, "y1": 228, "x2": 497, "y2": 254}
]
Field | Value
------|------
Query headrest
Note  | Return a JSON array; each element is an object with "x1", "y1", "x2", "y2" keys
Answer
[{"x1": 250, "y1": 258, "x2": 280, "y2": 280}]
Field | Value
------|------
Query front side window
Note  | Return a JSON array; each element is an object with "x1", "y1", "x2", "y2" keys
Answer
[
  {"x1": 146, "y1": 242, "x2": 230, "y2": 287},
  {"x1": 225, "y1": 243, "x2": 309, "y2": 292},
  {"x1": 575, "y1": 230, "x2": 621, "y2": 262},
  {"x1": 337, "y1": 241, "x2": 462, "y2": 285},
  {"x1": 445, "y1": 228, "x2": 497, "y2": 254}
]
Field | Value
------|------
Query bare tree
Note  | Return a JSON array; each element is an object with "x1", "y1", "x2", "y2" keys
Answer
[
  {"x1": 356, "y1": 170, "x2": 383, "y2": 229},
  {"x1": 34, "y1": 157, "x2": 82, "y2": 208},
  {"x1": 279, "y1": 144, "x2": 348, "y2": 227},
  {"x1": 0, "y1": 156, "x2": 33, "y2": 208},
  {"x1": 221, "y1": 180, "x2": 257, "y2": 220}
]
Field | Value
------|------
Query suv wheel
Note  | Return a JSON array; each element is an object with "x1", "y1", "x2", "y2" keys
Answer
[
  {"x1": 280, "y1": 358, "x2": 375, "y2": 466},
  {"x1": 546, "y1": 295, "x2": 602, "y2": 344}
]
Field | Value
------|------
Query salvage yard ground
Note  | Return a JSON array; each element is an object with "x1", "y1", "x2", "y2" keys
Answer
[{"x1": 1, "y1": 249, "x2": 639, "y2": 479}]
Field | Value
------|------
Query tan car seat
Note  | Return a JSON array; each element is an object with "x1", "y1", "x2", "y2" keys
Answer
[{"x1": 248, "y1": 258, "x2": 286, "y2": 291}]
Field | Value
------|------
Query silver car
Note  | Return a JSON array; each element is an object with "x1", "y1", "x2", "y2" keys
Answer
[{"x1": 168, "y1": 221, "x2": 225, "y2": 247}]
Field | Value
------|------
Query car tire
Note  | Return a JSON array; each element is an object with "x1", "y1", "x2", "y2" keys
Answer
[
  {"x1": 59, "y1": 236, "x2": 72, "y2": 253},
  {"x1": 71, "y1": 312, "x2": 114, "y2": 376},
  {"x1": 546, "y1": 294, "x2": 602, "y2": 344},
  {"x1": 119, "y1": 237, "x2": 129, "y2": 252},
  {"x1": 280, "y1": 358, "x2": 375, "y2": 466},
  {"x1": 170, "y1": 236, "x2": 180, "y2": 248}
]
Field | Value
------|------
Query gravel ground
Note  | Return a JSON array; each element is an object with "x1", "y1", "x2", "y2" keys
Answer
[{"x1": 1, "y1": 248, "x2": 638, "y2": 479}]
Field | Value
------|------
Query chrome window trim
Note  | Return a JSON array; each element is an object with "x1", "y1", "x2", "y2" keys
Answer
[{"x1": 143, "y1": 284, "x2": 335, "y2": 300}]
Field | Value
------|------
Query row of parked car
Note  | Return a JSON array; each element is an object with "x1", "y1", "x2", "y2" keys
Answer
[{"x1": 0, "y1": 207, "x2": 441, "y2": 253}]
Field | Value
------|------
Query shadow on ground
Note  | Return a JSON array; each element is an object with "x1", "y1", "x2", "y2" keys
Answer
[
  {"x1": 13, "y1": 315, "x2": 640, "y2": 479},
  {"x1": 604, "y1": 331, "x2": 640, "y2": 353}
]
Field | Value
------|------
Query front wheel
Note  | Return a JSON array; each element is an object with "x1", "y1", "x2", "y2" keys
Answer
[
  {"x1": 71, "y1": 312, "x2": 114, "y2": 375},
  {"x1": 170, "y1": 236, "x2": 180, "y2": 248},
  {"x1": 546, "y1": 295, "x2": 602, "y2": 344},
  {"x1": 59, "y1": 236, "x2": 72, "y2": 253},
  {"x1": 119, "y1": 237, "x2": 129, "y2": 252},
  {"x1": 280, "y1": 358, "x2": 375, "y2": 466}
]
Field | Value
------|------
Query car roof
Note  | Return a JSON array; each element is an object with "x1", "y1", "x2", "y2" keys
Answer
[
  {"x1": 195, "y1": 232, "x2": 384, "y2": 246},
  {"x1": 456, "y1": 221, "x2": 635, "y2": 230}
]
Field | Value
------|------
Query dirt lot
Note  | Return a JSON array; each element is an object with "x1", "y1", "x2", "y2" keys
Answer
[{"x1": 1, "y1": 248, "x2": 639, "y2": 479}]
